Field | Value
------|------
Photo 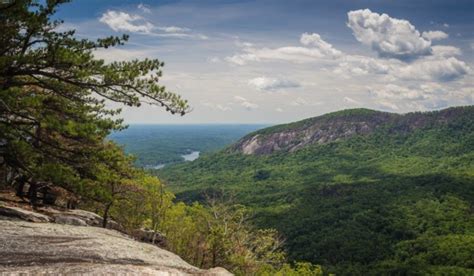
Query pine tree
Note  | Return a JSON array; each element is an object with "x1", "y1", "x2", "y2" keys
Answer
[{"x1": 0, "y1": 0, "x2": 189, "y2": 204}]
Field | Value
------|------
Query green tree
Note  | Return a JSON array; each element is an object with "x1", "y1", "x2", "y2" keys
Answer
[{"x1": 0, "y1": 0, "x2": 189, "y2": 203}]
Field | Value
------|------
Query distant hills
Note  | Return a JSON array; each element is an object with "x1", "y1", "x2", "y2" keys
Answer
[
  {"x1": 109, "y1": 124, "x2": 266, "y2": 167},
  {"x1": 158, "y1": 106, "x2": 474, "y2": 274}
]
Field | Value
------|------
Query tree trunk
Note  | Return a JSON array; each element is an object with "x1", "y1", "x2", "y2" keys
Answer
[
  {"x1": 16, "y1": 178, "x2": 25, "y2": 197},
  {"x1": 102, "y1": 202, "x2": 113, "y2": 228},
  {"x1": 152, "y1": 223, "x2": 157, "y2": 244},
  {"x1": 27, "y1": 182, "x2": 37, "y2": 206}
]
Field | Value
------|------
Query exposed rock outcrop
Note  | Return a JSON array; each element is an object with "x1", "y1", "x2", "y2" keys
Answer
[
  {"x1": 0, "y1": 205, "x2": 51, "y2": 223},
  {"x1": 231, "y1": 107, "x2": 473, "y2": 155},
  {"x1": 232, "y1": 109, "x2": 395, "y2": 155},
  {"x1": 0, "y1": 204, "x2": 232, "y2": 275}
]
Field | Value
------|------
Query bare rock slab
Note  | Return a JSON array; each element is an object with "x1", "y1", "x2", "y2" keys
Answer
[{"x1": 0, "y1": 219, "x2": 232, "y2": 275}]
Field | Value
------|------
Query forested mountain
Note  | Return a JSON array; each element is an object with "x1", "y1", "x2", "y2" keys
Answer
[{"x1": 158, "y1": 106, "x2": 474, "y2": 275}]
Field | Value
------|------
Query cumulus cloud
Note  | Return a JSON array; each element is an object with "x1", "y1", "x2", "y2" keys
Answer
[
  {"x1": 335, "y1": 55, "x2": 392, "y2": 75},
  {"x1": 248, "y1": 77, "x2": 300, "y2": 91},
  {"x1": 368, "y1": 83, "x2": 459, "y2": 112},
  {"x1": 137, "y1": 3, "x2": 151, "y2": 13},
  {"x1": 369, "y1": 84, "x2": 427, "y2": 101},
  {"x1": 300, "y1": 33, "x2": 342, "y2": 57},
  {"x1": 226, "y1": 33, "x2": 341, "y2": 65},
  {"x1": 396, "y1": 57, "x2": 470, "y2": 82},
  {"x1": 100, "y1": 10, "x2": 206, "y2": 39},
  {"x1": 422, "y1": 30, "x2": 449, "y2": 41},
  {"x1": 431, "y1": 45, "x2": 461, "y2": 57},
  {"x1": 347, "y1": 9, "x2": 432, "y2": 60},
  {"x1": 233, "y1": 96, "x2": 258, "y2": 110},
  {"x1": 100, "y1": 11, "x2": 154, "y2": 33}
]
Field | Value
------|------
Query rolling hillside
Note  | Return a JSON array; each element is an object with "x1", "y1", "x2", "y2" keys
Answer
[{"x1": 158, "y1": 106, "x2": 474, "y2": 274}]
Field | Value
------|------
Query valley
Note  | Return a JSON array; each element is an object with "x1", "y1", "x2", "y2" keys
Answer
[
  {"x1": 109, "y1": 125, "x2": 266, "y2": 168},
  {"x1": 156, "y1": 107, "x2": 474, "y2": 275}
]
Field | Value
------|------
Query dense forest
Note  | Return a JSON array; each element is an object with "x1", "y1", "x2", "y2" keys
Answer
[
  {"x1": 0, "y1": 1, "x2": 319, "y2": 275},
  {"x1": 158, "y1": 107, "x2": 474, "y2": 275}
]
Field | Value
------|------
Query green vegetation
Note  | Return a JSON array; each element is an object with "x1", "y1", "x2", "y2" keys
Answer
[
  {"x1": 0, "y1": 1, "x2": 322, "y2": 274},
  {"x1": 3, "y1": 1, "x2": 472, "y2": 275},
  {"x1": 159, "y1": 106, "x2": 474, "y2": 274},
  {"x1": 109, "y1": 124, "x2": 265, "y2": 166}
]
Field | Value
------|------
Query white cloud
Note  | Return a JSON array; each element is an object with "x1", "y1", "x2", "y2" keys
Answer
[
  {"x1": 226, "y1": 33, "x2": 341, "y2": 65},
  {"x1": 347, "y1": 9, "x2": 432, "y2": 60},
  {"x1": 241, "y1": 101, "x2": 259, "y2": 110},
  {"x1": 343, "y1": 97, "x2": 362, "y2": 105},
  {"x1": 431, "y1": 45, "x2": 461, "y2": 57},
  {"x1": 248, "y1": 77, "x2": 300, "y2": 91},
  {"x1": 443, "y1": 23, "x2": 450, "y2": 28},
  {"x1": 300, "y1": 33, "x2": 342, "y2": 57},
  {"x1": 377, "y1": 100, "x2": 400, "y2": 111},
  {"x1": 290, "y1": 97, "x2": 318, "y2": 106},
  {"x1": 233, "y1": 96, "x2": 258, "y2": 110},
  {"x1": 234, "y1": 96, "x2": 247, "y2": 102},
  {"x1": 99, "y1": 10, "x2": 206, "y2": 39},
  {"x1": 208, "y1": 57, "x2": 221, "y2": 63},
  {"x1": 335, "y1": 55, "x2": 392, "y2": 75},
  {"x1": 93, "y1": 48, "x2": 155, "y2": 62},
  {"x1": 201, "y1": 101, "x2": 232, "y2": 111},
  {"x1": 396, "y1": 57, "x2": 470, "y2": 82},
  {"x1": 157, "y1": 26, "x2": 190, "y2": 33},
  {"x1": 367, "y1": 83, "x2": 462, "y2": 112},
  {"x1": 369, "y1": 84, "x2": 428, "y2": 101},
  {"x1": 290, "y1": 97, "x2": 307, "y2": 106},
  {"x1": 100, "y1": 11, "x2": 154, "y2": 33},
  {"x1": 422, "y1": 30, "x2": 449, "y2": 41},
  {"x1": 137, "y1": 3, "x2": 151, "y2": 13},
  {"x1": 235, "y1": 40, "x2": 254, "y2": 48}
]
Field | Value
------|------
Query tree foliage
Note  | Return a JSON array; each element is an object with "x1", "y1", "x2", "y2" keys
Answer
[
  {"x1": 0, "y1": 0, "x2": 189, "y2": 203},
  {"x1": 0, "y1": 2, "x2": 311, "y2": 274}
]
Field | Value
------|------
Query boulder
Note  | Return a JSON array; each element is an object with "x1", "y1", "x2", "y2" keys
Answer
[
  {"x1": 132, "y1": 228, "x2": 167, "y2": 248},
  {"x1": 64, "y1": 209, "x2": 103, "y2": 226},
  {"x1": 0, "y1": 205, "x2": 51, "y2": 223},
  {"x1": 53, "y1": 214, "x2": 88, "y2": 226}
]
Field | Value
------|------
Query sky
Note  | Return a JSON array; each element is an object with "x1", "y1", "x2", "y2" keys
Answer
[{"x1": 56, "y1": 0, "x2": 474, "y2": 124}]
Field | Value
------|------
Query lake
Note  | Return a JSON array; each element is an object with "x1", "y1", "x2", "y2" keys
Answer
[{"x1": 182, "y1": 151, "x2": 200, "y2": 161}]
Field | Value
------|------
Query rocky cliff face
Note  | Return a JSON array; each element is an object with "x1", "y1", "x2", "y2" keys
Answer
[
  {"x1": 232, "y1": 109, "x2": 396, "y2": 155},
  {"x1": 231, "y1": 107, "x2": 473, "y2": 155},
  {"x1": 0, "y1": 203, "x2": 232, "y2": 275}
]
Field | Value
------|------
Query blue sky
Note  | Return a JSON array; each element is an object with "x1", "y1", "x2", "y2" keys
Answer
[{"x1": 56, "y1": 0, "x2": 474, "y2": 124}]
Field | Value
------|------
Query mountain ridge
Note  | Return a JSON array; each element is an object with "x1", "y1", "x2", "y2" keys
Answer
[{"x1": 230, "y1": 106, "x2": 474, "y2": 155}]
